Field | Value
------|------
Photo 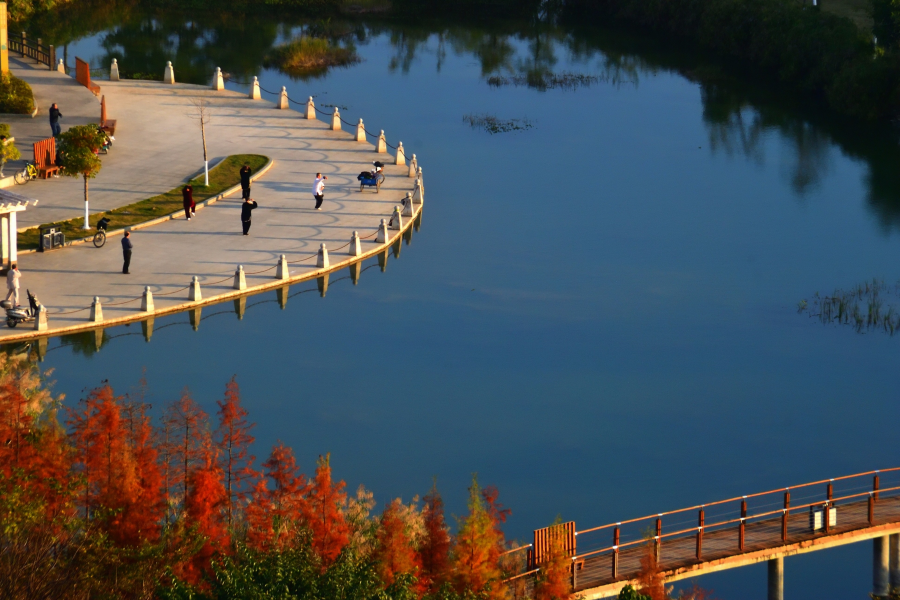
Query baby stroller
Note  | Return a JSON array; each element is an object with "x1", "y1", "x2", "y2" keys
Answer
[
  {"x1": 3, "y1": 290, "x2": 40, "y2": 328},
  {"x1": 357, "y1": 161, "x2": 385, "y2": 193}
]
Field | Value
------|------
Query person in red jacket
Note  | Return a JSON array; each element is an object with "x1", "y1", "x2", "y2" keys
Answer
[{"x1": 182, "y1": 184, "x2": 195, "y2": 220}]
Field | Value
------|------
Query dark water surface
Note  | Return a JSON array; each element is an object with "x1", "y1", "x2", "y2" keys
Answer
[{"x1": 17, "y1": 12, "x2": 900, "y2": 598}]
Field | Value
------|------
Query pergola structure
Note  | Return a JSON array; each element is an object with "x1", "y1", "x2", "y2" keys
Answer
[{"x1": 0, "y1": 189, "x2": 36, "y2": 269}]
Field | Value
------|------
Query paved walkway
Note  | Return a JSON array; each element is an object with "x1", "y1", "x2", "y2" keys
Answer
[{"x1": 0, "y1": 57, "x2": 420, "y2": 340}]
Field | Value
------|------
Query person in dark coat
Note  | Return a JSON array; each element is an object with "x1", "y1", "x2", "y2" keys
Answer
[
  {"x1": 241, "y1": 197, "x2": 257, "y2": 235},
  {"x1": 182, "y1": 185, "x2": 195, "y2": 220},
  {"x1": 49, "y1": 103, "x2": 63, "y2": 137},
  {"x1": 240, "y1": 164, "x2": 252, "y2": 200},
  {"x1": 121, "y1": 231, "x2": 133, "y2": 274}
]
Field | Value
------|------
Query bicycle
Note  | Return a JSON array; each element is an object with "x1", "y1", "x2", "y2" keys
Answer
[
  {"x1": 14, "y1": 162, "x2": 38, "y2": 185},
  {"x1": 93, "y1": 217, "x2": 110, "y2": 248}
]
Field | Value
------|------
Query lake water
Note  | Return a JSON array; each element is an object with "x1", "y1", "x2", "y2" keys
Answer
[{"x1": 18, "y1": 11, "x2": 900, "y2": 599}]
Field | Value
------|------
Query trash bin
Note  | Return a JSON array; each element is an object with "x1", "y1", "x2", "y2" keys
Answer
[{"x1": 39, "y1": 226, "x2": 64, "y2": 252}]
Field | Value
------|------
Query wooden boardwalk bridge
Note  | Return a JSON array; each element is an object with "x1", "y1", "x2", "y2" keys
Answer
[{"x1": 506, "y1": 468, "x2": 900, "y2": 599}]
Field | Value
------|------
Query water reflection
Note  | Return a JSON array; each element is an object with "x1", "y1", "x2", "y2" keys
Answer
[{"x1": 800, "y1": 279, "x2": 900, "y2": 335}]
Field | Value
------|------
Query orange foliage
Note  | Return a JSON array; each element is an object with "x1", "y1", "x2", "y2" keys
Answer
[
  {"x1": 120, "y1": 397, "x2": 164, "y2": 545},
  {"x1": 452, "y1": 476, "x2": 505, "y2": 600},
  {"x1": 164, "y1": 388, "x2": 209, "y2": 503},
  {"x1": 246, "y1": 442, "x2": 308, "y2": 551},
  {"x1": 533, "y1": 529, "x2": 570, "y2": 600},
  {"x1": 420, "y1": 481, "x2": 451, "y2": 591},
  {"x1": 636, "y1": 544, "x2": 667, "y2": 600},
  {"x1": 68, "y1": 384, "x2": 142, "y2": 545},
  {"x1": 183, "y1": 447, "x2": 229, "y2": 583},
  {"x1": 306, "y1": 453, "x2": 350, "y2": 568},
  {"x1": 375, "y1": 499, "x2": 423, "y2": 590},
  {"x1": 214, "y1": 376, "x2": 256, "y2": 526}
]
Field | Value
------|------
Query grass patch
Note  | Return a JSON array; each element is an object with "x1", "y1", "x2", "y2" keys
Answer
[
  {"x1": 18, "y1": 154, "x2": 268, "y2": 250},
  {"x1": 266, "y1": 37, "x2": 360, "y2": 79},
  {"x1": 463, "y1": 113, "x2": 535, "y2": 134},
  {"x1": 0, "y1": 73, "x2": 35, "y2": 114}
]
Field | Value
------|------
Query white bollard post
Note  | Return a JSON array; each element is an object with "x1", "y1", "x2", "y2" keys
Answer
[
  {"x1": 276, "y1": 254, "x2": 289, "y2": 280},
  {"x1": 141, "y1": 286, "x2": 154, "y2": 312},
  {"x1": 211, "y1": 67, "x2": 224, "y2": 90},
  {"x1": 402, "y1": 192, "x2": 414, "y2": 217},
  {"x1": 164, "y1": 61, "x2": 175, "y2": 84},
  {"x1": 317, "y1": 243, "x2": 329, "y2": 269},
  {"x1": 395, "y1": 142, "x2": 406, "y2": 166},
  {"x1": 234, "y1": 265, "x2": 247, "y2": 290},
  {"x1": 376, "y1": 219, "x2": 388, "y2": 243},
  {"x1": 306, "y1": 97, "x2": 316, "y2": 119},
  {"x1": 249, "y1": 76, "x2": 261, "y2": 100},
  {"x1": 278, "y1": 86, "x2": 289, "y2": 109},
  {"x1": 349, "y1": 231, "x2": 361, "y2": 256},
  {"x1": 331, "y1": 107, "x2": 341, "y2": 131},
  {"x1": 356, "y1": 118, "x2": 367, "y2": 142},
  {"x1": 56, "y1": 59, "x2": 65, "y2": 74},
  {"x1": 418, "y1": 166, "x2": 424, "y2": 189},
  {"x1": 389, "y1": 206, "x2": 402, "y2": 230},
  {"x1": 189, "y1": 276, "x2": 202, "y2": 301},
  {"x1": 376, "y1": 130, "x2": 387, "y2": 153},
  {"x1": 110, "y1": 58, "x2": 119, "y2": 81},
  {"x1": 90, "y1": 297, "x2": 103, "y2": 322},
  {"x1": 408, "y1": 154, "x2": 417, "y2": 177},
  {"x1": 33, "y1": 304, "x2": 47, "y2": 331}
]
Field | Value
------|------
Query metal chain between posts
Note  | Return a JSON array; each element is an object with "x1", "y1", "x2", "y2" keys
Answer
[
  {"x1": 103, "y1": 296, "x2": 142, "y2": 307},
  {"x1": 154, "y1": 285, "x2": 191, "y2": 297},
  {"x1": 50, "y1": 306, "x2": 91, "y2": 316}
]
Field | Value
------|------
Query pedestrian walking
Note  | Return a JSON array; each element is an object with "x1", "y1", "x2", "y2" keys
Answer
[
  {"x1": 313, "y1": 173, "x2": 327, "y2": 210},
  {"x1": 122, "y1": 231, "x2": 133, "y2": 274},
  {"x1": 182, "y1": 184, "x2": 195, "y2": 220},
  {"x1": 49, "y1": 103, "x2": 63, "y2": 137},
  {"x1": 241, "y1": 197, "x2": 257, "y2": 235},
  {"x1": 5, "y1": 264, "x2": 20, "y2": 306},
  {"x1": 240, "y1": 163, "x2": 252, "y2": 200}
]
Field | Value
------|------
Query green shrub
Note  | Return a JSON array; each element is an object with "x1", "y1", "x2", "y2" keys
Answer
[
  {"x1": 267, "y1": 36, "x2": 359, "y2": 78},
  {"x1": 0, "y1": 73, "x2": 34, "y2": 114}
]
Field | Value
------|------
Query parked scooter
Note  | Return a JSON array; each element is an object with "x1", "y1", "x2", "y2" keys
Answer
[
  {"x1": 2, "y1": 289, "x2": 40, "y2": 328},
  {"x1": 98, "y1": 126, "x2": 114, "y2": 154}
]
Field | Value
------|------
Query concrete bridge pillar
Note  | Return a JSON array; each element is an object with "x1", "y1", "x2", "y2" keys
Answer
[
  {"x1": 767, "y1": 557, "x2": 783, "y2": 600},
  {"x1": 875, "y1": 536, "x2": 890, "y2": 598},
  {"x1": 890, "y1": 534, "x2": 900, "y2": 590}
]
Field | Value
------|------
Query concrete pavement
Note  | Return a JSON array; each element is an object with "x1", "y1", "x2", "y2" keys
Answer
[{"x1": 0, "y1": 56, "x2": 422, "y2": 341}]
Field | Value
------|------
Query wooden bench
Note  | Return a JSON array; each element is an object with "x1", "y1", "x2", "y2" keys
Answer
[
  {"x1": 100, "y1": 95, "x2": 116, "y2": 136},
  {"x1": 75, "y1": 57, "x2": 100, "y2": 97},
  {"x1": 33, "y1": 137, "x2": 59, "y2": 179}
]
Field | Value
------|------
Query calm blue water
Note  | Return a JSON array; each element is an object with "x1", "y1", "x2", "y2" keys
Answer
[{"x1": 21, "y1": 17, "x2": 900, "y2": 598}]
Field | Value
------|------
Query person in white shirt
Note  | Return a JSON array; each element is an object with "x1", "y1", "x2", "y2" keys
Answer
[
  {"x1": 6, "y1": 264, "x2": 20, "y2": 305},
  {"x1": 313, "y1": 173, "x2": 327, "y2": 210}
]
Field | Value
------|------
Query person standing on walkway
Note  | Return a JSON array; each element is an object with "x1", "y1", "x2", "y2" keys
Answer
[
  {"x1": 313, "y1": 173, "x2": 327, "y2": 210},
  {"x1": 5, "y1": 264, "x2": 20, "y2": 306},
  {"x1": 49, "y1": 103, "x2": 63, "y2": 137},
  {"x1": 182, "y1": 184, "x2": 195, "y2": 220},
  {"x1": 122, "y1": 231, "x2": 133, "y2": 274},
  {"x1": 240, "y1": 163, "x2": 252, "y2": 200},
  {"x1": 241, "y1": 197, "x2": 257, "y2": 235}
]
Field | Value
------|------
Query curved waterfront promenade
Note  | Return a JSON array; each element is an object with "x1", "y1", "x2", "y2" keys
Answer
[{"x1": 0, "y1": 58, "x2": 422, "y2": 342}]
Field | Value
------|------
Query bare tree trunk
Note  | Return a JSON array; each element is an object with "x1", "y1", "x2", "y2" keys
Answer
[
  {"x1": 82, "y1": 175, "x2": 89, "y2": 230},
  {"x1": 201, "y1": 120, "x2": 208, "y2": 186}
]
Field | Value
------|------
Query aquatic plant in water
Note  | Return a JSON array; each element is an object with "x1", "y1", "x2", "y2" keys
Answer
[
  {"x1": 267, "y1": 37, "x2": 360, "y2": 79},
  {"x1": 463, "y1": 113, "x2": 535, "y2": 134},
  {"x1": 798, "y1": 279, "x2": 900, "y2": 336},
  {"x1": 487, "y1": 71, "x2": 601, "y2": 91}
]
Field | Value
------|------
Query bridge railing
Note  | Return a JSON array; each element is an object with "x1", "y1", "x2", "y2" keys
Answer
[
  {"x1": 8, "y1": 31, "x2": 55, "y2": 69},
  {"x1": 504, "y1": 467, "x2": 900, "y2": 587}
]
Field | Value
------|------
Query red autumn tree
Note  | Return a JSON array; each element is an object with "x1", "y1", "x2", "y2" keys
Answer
[
  {"x1": 163, "y1": 389, "x2": 209, "y2": 509},
  {"x1": 533, "y1": 524, "x2": 570, "y2": 600},
  {"x1": 183, "y1": 446, "x2": 228, "y2": 583},
  {"x1": 121, "y1": 395, "x2": 164, "y2": 545},
  {"x1": 376, "y1": 498, "x2": 423, "y2": 591},
  {"x1": 214, "y1": 375, "x2": 256, "y2": 527},
  {"x1": 482, "y1": 485, "x2": 511, "y2": 534},
  {"x1": 636, "y1": 544, "x2": 667, "y2": 600},
  {"x1": 306, "y1": 453, "x2": 350, "y2": 568},
  {"x1": 67, "y1": 384, "x2": 140, "y2": 544},
  {"x1": 420, "y1": 481, "x2": 451, "y2": 591},
  {"x1": 452, "y1": 475, "x2": 505, "y2": 600},
  {"x1": 246, "y1": 442, "x2": 308, "y2": 551}
]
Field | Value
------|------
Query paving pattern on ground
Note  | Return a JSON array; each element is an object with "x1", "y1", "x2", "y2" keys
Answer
[{"x1": 0, "y1": 57, "x2": 418, "y2": 340}]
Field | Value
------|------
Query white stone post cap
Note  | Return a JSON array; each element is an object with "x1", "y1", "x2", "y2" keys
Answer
[
  {"x1": 333, "y1": 107, "x2": 339, "y2": 113},
  {"x1": 237, "y1": 264, "x2": 244, "y2": 271},
  {"x1": 94, "y1": 296, "x2": 100, "y2": 302},
  {"x1": 280, "y1": 254, "x2": 286, "y2": 259},
  {"x1": 144, "y1": 285, "x2": 151, "y2": 292},
  {"x1": 352, "y1": 230, "x2": 359, "y2": 236},
  {"x1": 192, "y1": 275, "x2": 199, "y2": 282},
  {"x1": 112, "y1": 59, "x2": 118, "y2": 64},
  {"x1": 308, "y1": 96, "x2": 313, "y2": 102},
  {"x1": 359, "y1": 118, "x2": 364, "y2": 124},
  {"x1": 380, "y1": 218, "x2": 386, "y2": 224},
  {"x1": 319, "y1": 243, "x2": 327, "y2": 249},
  {"x1": 253, "y1": 76, "x2": 258, "y2": 81},
  {"x1": 167, "y1": 61, "x2": 172, "y2": 66},
  {"x1": 282, "y1": 86, "x2": 286, "y2": 92}
]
